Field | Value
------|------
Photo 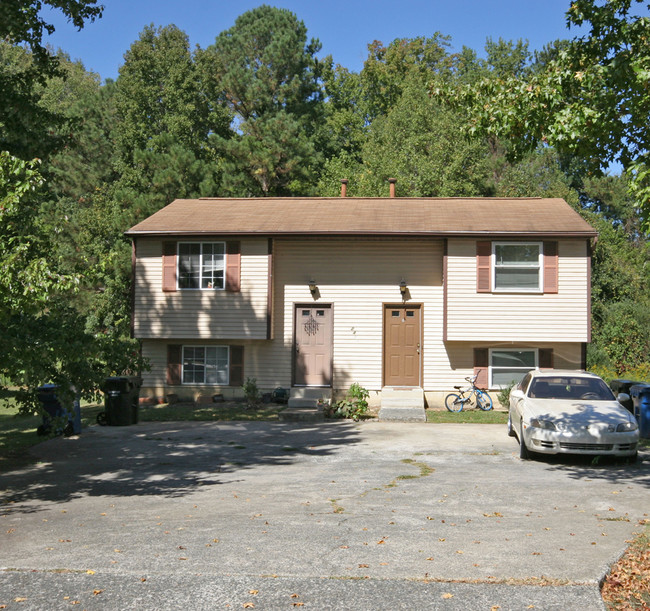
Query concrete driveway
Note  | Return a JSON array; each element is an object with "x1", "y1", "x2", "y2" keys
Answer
[{"x1": 1, "y1": 421, "x2": 648, "y2": 610}]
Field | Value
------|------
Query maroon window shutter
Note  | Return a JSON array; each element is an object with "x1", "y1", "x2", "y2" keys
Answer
[
  {"x1": 543, "y1": 241, "x2": 558, "y2": 294},
  {"x1": 476, "y1": 241, "x2": 491, "y2": 293},
  {"x1": 162, "y1": 242, "x2": 177, "y2": 292},
  {"x1": 473, "y1": 348, "x2": 489, "y2": 389},
  {"x1": 229, "y1": 345, "x2": 244, "y2": 386},
  {"x1": 167, "y1": 344, "x2": 182, "y2": 385},
  {"x1": 538, "y1": 348, "x2": 554, "y2": 369},
  {"x1": 226, "y1": 241, "x2": 241, "y2": 292}
]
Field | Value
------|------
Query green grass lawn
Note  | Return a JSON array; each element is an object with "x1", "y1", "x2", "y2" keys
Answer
[{"x1": 426, "y1": 408, "x2": 509, "y2": 424}]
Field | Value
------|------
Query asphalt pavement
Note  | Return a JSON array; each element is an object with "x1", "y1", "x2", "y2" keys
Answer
[{"x1": 1, "y1": 420, "x2": 648, "y2": 610}]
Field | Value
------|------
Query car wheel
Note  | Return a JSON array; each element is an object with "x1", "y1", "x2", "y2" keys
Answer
[
  {"x1": 519, "y1": 420, "x2": 530, "y2": 460},
  {"x1": 507, "y1": 414, "x2": 516, "y2": 437}
]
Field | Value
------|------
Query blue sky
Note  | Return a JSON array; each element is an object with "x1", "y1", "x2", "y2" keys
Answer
[{"x1": 41, "y1": 0, "x2": 579, "y2": 82}]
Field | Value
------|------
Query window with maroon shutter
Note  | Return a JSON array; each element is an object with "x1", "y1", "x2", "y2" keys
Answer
[
  {"x1": 538, "y1": 348, "x2": 554, "y2": 369},
  {"x1": 167, "y1": 344, "x2": 182, "y2": 385},
  {"x1": 476, "y1": 242, "x2": 491, "y2": 293},
  {"x1": 473, "y1": 348, "x2": 489, "y2": 389},
  {"x1": 543, "y1": 242, "x2": 558, "y2": 293},
  {"x1": 162, "y1": 242, "x2": 177, "y2": 292},
  {"x1": 479, "y1": 241, "x2": 558, "y2": 294},
  {"x1": 226, "y1": 241, "x2": 241, "y2": 292}
]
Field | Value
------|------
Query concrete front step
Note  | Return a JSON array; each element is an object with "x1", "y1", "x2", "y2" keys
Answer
[
  {"x1": 278, "y1": 407, "x2": 324, "y2": 423},
  {"x1": 287, "y1": 387, "x2": 332, "y2": 408},
  {"x1": 379, "y1": 388, "x2": 426, "y2": 422}
]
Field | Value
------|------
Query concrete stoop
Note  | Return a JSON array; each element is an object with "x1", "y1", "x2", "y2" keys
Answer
[
  {"x1": 279, "y1": 387, "x2": 331, "y2": 422},
  {"x1": 379, "y1": 388, "x2": 426, "y2": 422}
]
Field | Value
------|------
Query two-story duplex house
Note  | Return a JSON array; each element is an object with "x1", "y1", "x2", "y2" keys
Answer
[{"x1": 126, "y1": 188, "x2": 597, "y2": 409}]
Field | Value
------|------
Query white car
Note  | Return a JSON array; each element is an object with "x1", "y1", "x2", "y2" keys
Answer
[{"x1": 508, "y1": 370, "x2": 639, "y2": 460}]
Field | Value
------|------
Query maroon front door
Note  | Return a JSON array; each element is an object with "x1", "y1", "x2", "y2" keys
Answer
[
  {"x1": 294, "y1": 305, "x2": 333, "y2": 386},
  {"x1": 383, "y1": 305, "x2": 421, "y2": 387}
]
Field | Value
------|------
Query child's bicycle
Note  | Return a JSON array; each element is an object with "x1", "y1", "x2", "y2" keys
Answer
[{"x1": 445, "y1": 374, "x2": 493, "y2": 412}]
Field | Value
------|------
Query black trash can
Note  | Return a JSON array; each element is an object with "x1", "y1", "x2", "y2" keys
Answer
[
  {"x1": 36, "y1": 384, "x2": 81, "y2": 436},
  {"x1": 630, "y1": 384, "x2": 650, "y2": 439},
  {"x1": 102, "y1": 377, "x2": 142, "y2": 426},
  {"x1": 609, "y1": 379, "x2": 641, "y2": 414}
]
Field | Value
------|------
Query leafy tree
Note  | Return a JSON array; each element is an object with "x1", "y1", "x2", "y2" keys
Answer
[
  {"x1": 37, "y1": 54, "x2": 117, "y2": 198},
  {"x1": 0, "y1": 1, "x2": 103, "y2": 160},
  {"x1": 359, "y1": 34, "x2": 455, "y2": 122},
  {"x1": 0, "y1": 42, "x2": 67, "y2": 160},
  {"x1": 198, "y1": 5, "x2": 324, "y2": 195},
  {"x1": 355, "y1": 80, "x2": 491, "y2": 196},
  {"x1": 0, "y1": 0, "x2": 103, "y2": 73},
  {"x1": 441, "y1": 0, "x2": 650, "y2": 229},
  {"x1": 0, "y1": 154, "x2": 100, "y2": 410}
]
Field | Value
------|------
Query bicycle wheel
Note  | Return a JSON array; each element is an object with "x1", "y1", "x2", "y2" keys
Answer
[
  {"x1": 476, "y1": 390, "x2": 493, "y2": 411},
  {"x1": 445, "y1": 393, "x2": 464, "y2": 412}
]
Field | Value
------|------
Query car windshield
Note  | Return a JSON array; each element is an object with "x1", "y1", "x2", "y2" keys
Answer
[{"x1": 528, "y1": 377, "x2": 615, "y2": 400}]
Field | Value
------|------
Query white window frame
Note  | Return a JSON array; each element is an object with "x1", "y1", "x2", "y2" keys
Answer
[
  {"x1": 489, "y1": 348, "x2": 538, "y2": 388},
  {"x1": 177, "y1": 241, "x2": 226, "y2": 290},
  {"x1": 492, "y1": 241, "x2": 543, "y2": 293},
  {"x1": 181, "y1": 345, "x2": 230, "y2": 385}
]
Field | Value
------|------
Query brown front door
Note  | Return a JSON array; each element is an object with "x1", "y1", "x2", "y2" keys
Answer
[
  {"x1": 383, "y1": 305, "x2": 421, "y2": 387},
  {"x1": 294, "y1": 305, "x2": 333, "y2": 386}
]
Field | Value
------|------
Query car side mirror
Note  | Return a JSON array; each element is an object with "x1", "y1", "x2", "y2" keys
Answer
[
  {"x1": 510, "y1": 389, "x2": 524, "y2": 400},
  {"x1": 616, "y1": 392, "x2": 630, "y2": 404}
]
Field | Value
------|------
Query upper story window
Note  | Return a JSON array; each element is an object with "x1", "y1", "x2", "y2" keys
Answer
[
  {"x1": 493, "y1": 242, "x2": 542, "y2": 292},
  {"x1": 477, "y1": 240, "x2": 558, "y2": 294},
  {"x1": 178, "y1": 242, "x2": 225, "y2": 290}
]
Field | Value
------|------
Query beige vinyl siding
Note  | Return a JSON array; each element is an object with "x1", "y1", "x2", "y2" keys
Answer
[
  {"x1": 133, "y1": 238, "x2": 269, "y2": 339},
  {"x1": 262, "y1": 238, "x2": 445, "y2": 391},
  {"x1": 441, "y1": 341, "x2": 584, "y2": 391},
  {"x1": 446, "y1": 239, "x2": 590, "y2": 342}
]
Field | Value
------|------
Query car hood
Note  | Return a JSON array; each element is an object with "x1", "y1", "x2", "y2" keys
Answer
[{"x1": 524, "y1": 398, "x2": 634, "y2": 425}]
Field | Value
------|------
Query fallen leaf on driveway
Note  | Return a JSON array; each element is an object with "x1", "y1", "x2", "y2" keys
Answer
[{"x1": 442, "y1": 593, "x2": 453, "y2": 599}]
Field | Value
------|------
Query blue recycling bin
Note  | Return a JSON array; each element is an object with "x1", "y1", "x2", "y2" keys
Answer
[
  {"x1": 36, "y1": 384, "x2": 82, "y2": 436},
  {"x1": 629, "y1": 384, "x2": 650, "y2": 439}
]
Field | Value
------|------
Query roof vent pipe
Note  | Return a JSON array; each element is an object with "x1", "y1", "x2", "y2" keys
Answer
[
  {"x1": 388, "y1": 178, "x2": 397, "y2": 198},
  {"x1": 340, "y1": 179, "x2": 348, "y2": 198}
]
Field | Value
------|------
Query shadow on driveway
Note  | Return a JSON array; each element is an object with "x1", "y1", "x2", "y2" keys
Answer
[{"x1": 0, "y1": 421, "x2": 360, "y2": 511}]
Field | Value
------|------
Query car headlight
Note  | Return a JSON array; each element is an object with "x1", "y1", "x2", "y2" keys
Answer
[
  {"x1": 616, "y1": 422, "x2": 638, "y2": 432},
  {"x1": 530, "y1": 418, "x2": 557, "y2": 431}
]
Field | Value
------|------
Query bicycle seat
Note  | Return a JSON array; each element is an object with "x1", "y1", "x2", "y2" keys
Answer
[{"x1": 454, "y1": 385, "x2": 462, "y2": 390}]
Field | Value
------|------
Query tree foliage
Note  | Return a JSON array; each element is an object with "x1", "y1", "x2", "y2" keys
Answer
[
  {"x1": 439, "y1": 0, "x2": 650, "y2": 230},
  {"x1": 199, "y1": 5, "x2": 324, "y2": 195}
]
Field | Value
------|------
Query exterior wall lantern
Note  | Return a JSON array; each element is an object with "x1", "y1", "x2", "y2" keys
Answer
[
  {"x1": 399, "y1": 280, "x2": 407, "y2": 296},
  {"x1": 309, "y1": 279, "x2": 317, "y2": 296}
]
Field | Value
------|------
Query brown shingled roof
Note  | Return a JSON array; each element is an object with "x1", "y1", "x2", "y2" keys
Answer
[{"x1": 126, "y1": 197, "x2": 597, "y2": 238}]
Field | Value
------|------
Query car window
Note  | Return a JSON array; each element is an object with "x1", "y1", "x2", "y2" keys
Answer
[
  {"x1": 528, "y1": 377, "x2": 615, "y2": 400},
  {"x1": 519, "y1": 373, "x2": 532, "y2": 393}
]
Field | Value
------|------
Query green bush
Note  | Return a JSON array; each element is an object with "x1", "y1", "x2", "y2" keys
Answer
[
  {"x1": 497, "y1": 381, "x2": 516, "y2": 408},
  {"x1": 324, "y1": 383, "x2": 369, "y2": 421},
  {"x1": 242, "y1": 377, "x2": 260, "y2": 407}
]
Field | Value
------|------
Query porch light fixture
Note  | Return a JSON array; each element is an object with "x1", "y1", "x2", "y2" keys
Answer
[
  {"x1": 400, "y1": 280, "x2": 407, "y2": 295},
  {"x1": 309, "y1": 279, "x2": 317, "y2": 295}
]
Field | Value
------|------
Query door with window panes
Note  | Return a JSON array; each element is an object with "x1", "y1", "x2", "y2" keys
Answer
[{"x1": 294, "y1": 305, "x2": 332, "y2": 386}]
